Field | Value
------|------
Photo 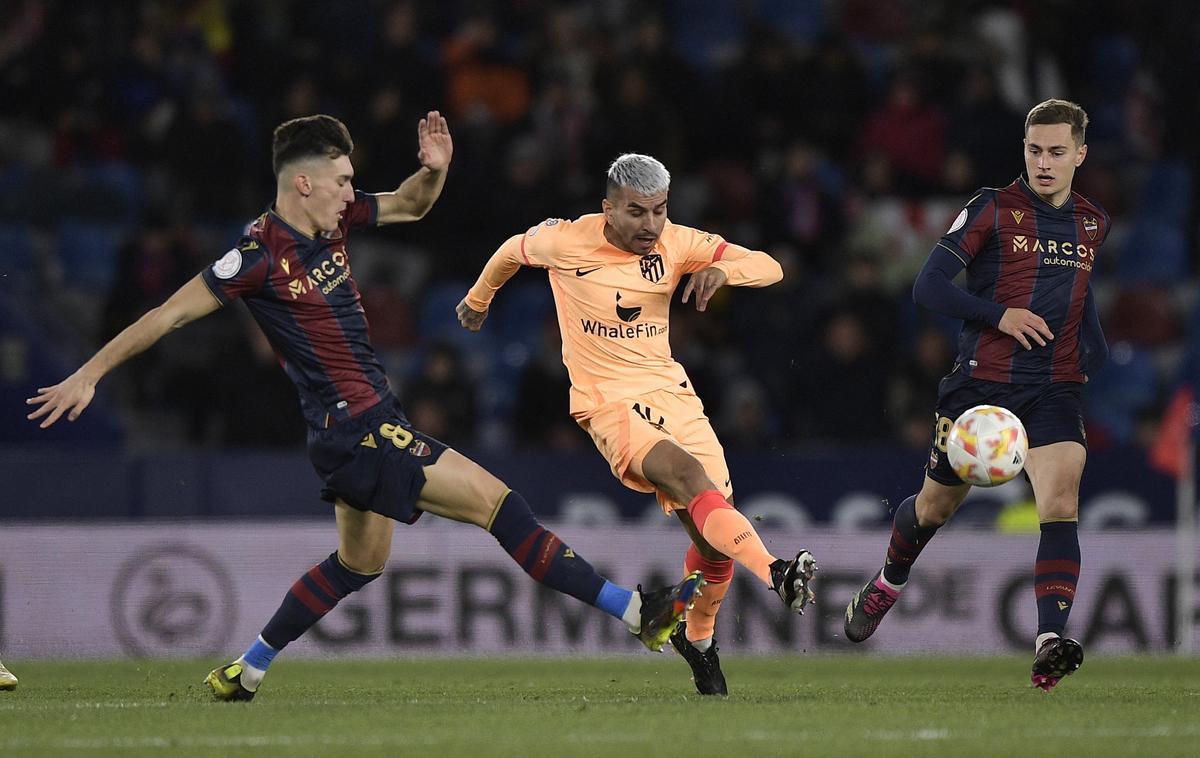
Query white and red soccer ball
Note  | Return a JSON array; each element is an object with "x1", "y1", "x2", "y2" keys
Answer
[{"x1": 946, "y1": 404, "x2": 1028, "y2": 487}]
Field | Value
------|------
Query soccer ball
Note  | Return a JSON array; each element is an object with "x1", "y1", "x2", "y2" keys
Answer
[{"x1": 946, "y1": 405, "x2": 1028, "y2": 486}]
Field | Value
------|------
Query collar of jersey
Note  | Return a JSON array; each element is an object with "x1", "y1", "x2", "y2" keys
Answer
[
  {"x1": 267, "y1": 205, "x2": 343, "y2": 246},
  {"x1": 1016, "y1": 173, "x2": 1075, "y2": 213}
]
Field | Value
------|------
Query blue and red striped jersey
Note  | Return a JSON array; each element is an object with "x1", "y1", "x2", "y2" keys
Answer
[
  {"x1": 201, "y1": 191, "x2": 391, "y2": 428},
  {"x1": 936, "y1": 176, "x2": 1110, "y2": 384}
]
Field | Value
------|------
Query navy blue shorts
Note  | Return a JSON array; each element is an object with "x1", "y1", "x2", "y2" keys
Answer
[
  {"x1": 926, "y1": 368, "x2": 1086, "y2": 486},
  {"x1": 307, "y1": 398, "x2": 449, "y2": 524}
]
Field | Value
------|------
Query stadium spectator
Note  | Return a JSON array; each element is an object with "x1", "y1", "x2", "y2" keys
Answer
[
  {"x1": 404, "y1": 341, "x2": 479, "y2": 447},
  {"x1": 0, "y1": 0, "x2": 1189, "y2": 460}
]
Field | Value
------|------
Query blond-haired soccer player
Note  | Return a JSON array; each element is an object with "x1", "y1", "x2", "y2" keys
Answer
[
  {"x1": 0, "y1": 658, "x2": 16, "y2": 690},
  {"x1": 459, "y1": 153, "x2": 817, "y2": 695}
]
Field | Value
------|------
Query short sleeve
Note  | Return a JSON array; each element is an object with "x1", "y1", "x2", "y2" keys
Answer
[
  {"x1": 342, "y1": 190, "x2": 378, "y2": 229},
  {"x1": 200, "y1": 236, "x2": 272, "y2": 304},
  {"x1": 938, "y1": 189, "x2": 997, "y2": 265},
  {"x1": 520, "y1": 217, "x2": 570, "y2": 268}
]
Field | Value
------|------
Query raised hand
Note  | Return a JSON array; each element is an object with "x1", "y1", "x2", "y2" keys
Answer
[
  {"x1": 998, "y1": 307, "x2": 1054, "y2": 350},
  {"x1": 681, "y1": 267, "x2": 728, "y2": 312},
  {"x1": 26, "y1": 372, "x2": 96, "y2": 429},
  {"x1": 456, "y1": 298, "x2": 488, "y2": 332},
  {"x1": 417, "y1": 110, "x2": 453, "y2": 172}
]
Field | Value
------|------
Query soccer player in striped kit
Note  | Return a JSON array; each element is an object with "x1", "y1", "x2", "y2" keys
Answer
[
  {"x1": 458, "y1": 154, "x2": 818, "y2": 696},
  {"x1": 843, "y1": 100, "x2": 1109, "y2": 691},
  {"x1": 27, "y1": 113, "x2": 703, "y2": 700}
]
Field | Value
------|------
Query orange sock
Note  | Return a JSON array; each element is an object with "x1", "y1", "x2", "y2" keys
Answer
[
  {"x1": 687, "y1": 490, "x2": 777, "y2": 585},
  {"x1": 683, "y1": 544, "x2": 733, "y2": 642}
]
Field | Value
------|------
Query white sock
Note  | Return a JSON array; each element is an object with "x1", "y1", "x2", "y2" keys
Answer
[
  {"x1": 234, "y1": 656, "x2": 266, "y2": 692},
  {"x1": 691, "y1": 636, "x2": 713, "y2": 652},
  {"x1": 622, "y1": 593, "x2": 643, "y2": 633},
  {"x1": 878, "y1": 573, "x2": 906, "y2": 593},
  {"x1": 1035, "y1": 632, "x2": 1060, "y2": 654}
]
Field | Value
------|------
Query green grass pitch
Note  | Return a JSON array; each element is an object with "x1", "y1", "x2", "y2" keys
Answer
[{"x1": 2, "y1": 656, "x2": 1198, "y2": 757}]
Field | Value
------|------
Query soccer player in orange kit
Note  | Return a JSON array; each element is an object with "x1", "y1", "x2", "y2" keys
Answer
[{"x1": 458, "y1": 153, "x2": 816, "y2": 695}]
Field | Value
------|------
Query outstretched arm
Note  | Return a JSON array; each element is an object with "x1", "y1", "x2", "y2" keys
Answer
[
  {"x1": 375, "y1": 110, "x2": 453, "y2": 224},
  {"x1": 26, "y1": 274, "x2": 221, "y2": 427}
]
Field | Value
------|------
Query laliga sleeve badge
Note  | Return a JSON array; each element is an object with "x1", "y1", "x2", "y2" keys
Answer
[
  {"x1": 947, "y1": 208, "x2": 968, "y2": 234},
  {"x1": 212, "y1": 248, "x2": 243, "y2": 279}
]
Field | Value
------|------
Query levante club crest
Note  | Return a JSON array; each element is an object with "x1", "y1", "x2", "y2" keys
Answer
[{"x1": 1083, "y1": 217, "x2": 1098, "y2": 240}]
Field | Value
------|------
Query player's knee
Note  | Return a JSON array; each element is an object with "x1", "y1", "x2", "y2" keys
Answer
[
  {"x1": 643, "y1": 442, "x2": 706, "y2": 496},
  {"x1": 467, "y1": 479, "x2": 511, "y2": 527},
  {"x1": 434, "y1": 465, "x2": 508, "y2": 528},
  {"x1": 665, "y1": 457, "x2": 711, "y2": 500},
  {"x1": 691, "y1": 538, "x2": 728, "y2": 562},
  {"x1": 915, "y1": 495, "x2": 955, "y2": 526}
]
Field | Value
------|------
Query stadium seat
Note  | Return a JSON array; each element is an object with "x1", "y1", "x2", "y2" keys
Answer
[
  {"x1": 1116, "y1": 217, "x2": 1187, "y2": 285},
  {"x1": 0, "y1": 222, "x2": 34, "y2": 272},
  {"x1": 81, "y1": 163, "x2": 145, "y2": 225},
  {"x1": 757, "y1": 0, "x2": 825, "y2": 45},
  {"x1": 1104, "y1": 285, "x2": 1181, "y2": 346},
  {"x1": 669, "y1": 0, "x2": 743, "y2": 72},
  {"x1": 56, "y1": 220, "x2": 127, "y2": 291},
  {"x1": 1084, "y1": 341, "x2": 1157, "y2": 445},
  {"x1": 417, "y1": 280, "x2": 477, "y2": 348},
  {"x1": 1090, "y1": 36, "x2": 1138, "y2": 93},
  {"x1": 1137, "y1": 160, "x2": 1193, "y2": 226},
  {"x1": 491, "y1": 281, "x2": 554, "y2": 345}
]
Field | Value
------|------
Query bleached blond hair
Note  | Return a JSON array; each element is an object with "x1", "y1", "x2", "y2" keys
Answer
[{"x1": 606, "y1": 153, "x2": 671, "y2": 196}]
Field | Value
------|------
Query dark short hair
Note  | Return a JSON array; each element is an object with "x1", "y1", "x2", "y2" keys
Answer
[
  {"x1": 1024, "y1": 99, "x2": 1088, "y2": 145},
  {"x1": 271, "y1": 115, "x2": 354, "y2": 175}
]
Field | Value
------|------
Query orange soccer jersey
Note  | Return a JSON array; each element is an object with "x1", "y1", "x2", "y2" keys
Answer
[{"x1": 465, "y1": 213, "x2": 782, "y2": 418}]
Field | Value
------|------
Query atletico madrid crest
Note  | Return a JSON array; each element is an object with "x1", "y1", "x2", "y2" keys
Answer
[{"x1": 640, "y1": 254, "x2": 665, "y2": 283}]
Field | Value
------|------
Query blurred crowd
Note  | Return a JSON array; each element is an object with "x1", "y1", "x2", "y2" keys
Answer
[{"x1": 0, "y1": 0, "x2": 1196, "y2": 453}]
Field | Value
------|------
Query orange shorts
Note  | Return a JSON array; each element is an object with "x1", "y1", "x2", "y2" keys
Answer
[{"x1": 577, "y1": 387, "x2": 732, "y2": 514}]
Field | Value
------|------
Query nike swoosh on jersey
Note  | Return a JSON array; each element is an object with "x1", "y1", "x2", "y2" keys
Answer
[{"x1": 574, "y1": 266, "x2": 603, "y2": 276}]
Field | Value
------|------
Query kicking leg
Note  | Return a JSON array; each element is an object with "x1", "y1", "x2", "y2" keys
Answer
[
  {"x1": 844, "y1": 474, "x2": 968, "y2": 643},
  {"x1": 417, "y1": 449, "x2": 702, "y2": 651},
  {"x1": 1026, "y1": 441, "x2": 1086, "y2": 690},
  {"x1": 642, "y1": 440, "x2": 816, "y2": 612}
]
